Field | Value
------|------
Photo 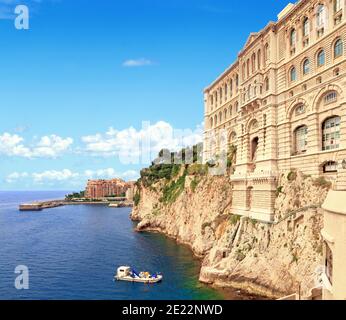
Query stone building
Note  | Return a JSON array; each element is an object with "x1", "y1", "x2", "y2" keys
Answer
[
  {"x1": 85, "y1": 178, "x2": 132, "y2": 199},
  {"x1": 203, "y1": 0, "x2": 346, "y2": 222},
  {"x1": 321, "y1": 190, "x2": 346, "y2": 300}
]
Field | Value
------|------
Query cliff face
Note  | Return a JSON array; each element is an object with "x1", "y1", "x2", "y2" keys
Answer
[{"x1": 131, "y1": 169, "x2": 329, "y2": 299}]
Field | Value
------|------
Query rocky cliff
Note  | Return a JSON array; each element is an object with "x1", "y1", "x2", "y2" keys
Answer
[{"x1": 131, "y1": 167, "x2": 329, "y2": 299}]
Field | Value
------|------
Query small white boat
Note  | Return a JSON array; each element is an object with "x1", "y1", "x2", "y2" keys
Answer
[
  {"x1": 108, "y1": 203, "x2": 119, "y2": 208},
  {"x1": 114, "y1": 266, "x2": 163, "y2": 284}
]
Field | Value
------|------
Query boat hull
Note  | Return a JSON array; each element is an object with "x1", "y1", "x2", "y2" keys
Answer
[{"x1": 115, "y1": 275, "x2": 163, "y2": 284}]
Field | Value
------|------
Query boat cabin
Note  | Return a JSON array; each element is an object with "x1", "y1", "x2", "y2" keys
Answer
[{"x1": 117, "y1": 266, "x2": 131, "y2": 277}]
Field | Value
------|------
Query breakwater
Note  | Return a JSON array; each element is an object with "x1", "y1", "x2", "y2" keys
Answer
[{"x1": 19, "y1": 199, "x2": 133, "y2": 211}]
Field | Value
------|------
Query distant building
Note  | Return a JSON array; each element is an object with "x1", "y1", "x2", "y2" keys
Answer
[
  {"x1": 125, "y1": 182, "x2": 135, "y2": 202},
  {"x1": 203, "y1": 0, "x2": 346, "y2": 222},
  {"x1": 85, "y1": 179, "x2": 133, "y2": 199}
]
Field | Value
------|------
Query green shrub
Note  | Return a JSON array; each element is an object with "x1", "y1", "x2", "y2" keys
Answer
[
  {"x1": 187, "y1": 163, "x2": 208, "y2": 176},
  {"x1": 190, "y1": 177, "x2": 200, "y2": 193},
  {"x1": 65, "y1": 191, "x2": 85, "y2": 200},
  {"x1": 313, "y1": 177, "x2": 332, "y2": 189},
  {"x1": 291, "y1": 254, "x2": 299, "y2": 264},
  {"x1": 227, "y1": 145, "x2": 237, "y2": 168},
  {"x1": 134, "y1": 192, "x2": 140, "y2": 206},
  {"x1": 276, "y1": 186, "x2": 284, "y2": 197},
  {"x1": 171, "y1": 164, "x2": 181, "y2": 177},
  {"x1": 140, "y1": 164, "x2": 182, "y2": 187},
  {"x1": 230, "y1": 214, "x2": 241, "y2": 225},
  {"x1": 160, "y1": 174, "x2": 186, "y2": 204},
  {"x1": 287, "y1": 171, "x2": 297, "y2": 182},
  {"x1": 152, "y1": 209, "x2": 162, "y2": 216},
  {"x1": 250, "y1": 218, "x2": 257, "y2": 226}
]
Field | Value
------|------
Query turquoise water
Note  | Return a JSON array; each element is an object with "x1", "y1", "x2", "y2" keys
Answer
[{"x1": 0, "y1": 191, "x2": 223, "y2": 300}]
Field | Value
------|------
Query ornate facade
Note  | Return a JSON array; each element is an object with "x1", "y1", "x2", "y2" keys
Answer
[{"x1": 203, "y1": 0, "x2": 346, "y2": 222}]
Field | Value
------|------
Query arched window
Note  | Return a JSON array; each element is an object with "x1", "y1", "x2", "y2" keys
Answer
[
  {"x1": 251, "y1": 137, "x2": 259, "y2": 162},
  {"x1": 290, "y1": 67, "x2": 297, "y2": 81},
  {"x1": 295, "y1": 104, "x2": 305, "y2": 116},
  {"x1": 246, "y1": 59, "x2": 250, "y2": 78},
  {"x1": 219, "y1": 112, "x2": 222, "y2": 123},
  {"x1": 229, "y1": 132, "x2": 237, "y2": 145},
  {"x1": 323, "y1": 161, "x2": 338, "y2": 173},
  {"x1": 303, "y1": 59, "x2": 310, "y2": 75},
  {"x1": 257, "y1": 49, "x2": 261, "y2": 69},
  {"x1": 290, "y1": 29, "x2": 297, "y2": 46},
  {"x1": 235, "y1": 74, "x2": 239, "y2": 88},
  {"x1": 322, "y1": 116, "x2": 341, "y2": 151},
  {"x1": 235, "y1": 102, "x2": 239, "y2": 113},
  {"x1": 334, "y1": 39, "x2": 343, "y2": 58},
  {"x1": 317, "y1": 49, "x2": 325, "y2": 67},
  {"x1": 219, "y1": 88, "x2": 223, "y2": 101},
  {"x1": 265, "y1": 77, "x2": 269, "y2": 91},
  {"x1": 224, "y1": 83, "x2": 228, "y2": 97},
  {"x1": 317, "y1": 4, "x2": 326, "y2": 28},
  {"x1": 210, "y1": 117, "x2": 213, "y2": 128},
  {"x1": 264, "y1": 43, "x2": 269, "y2": 62},
  {"x1": 230, "y1": 80, "x2": 233, "y2": 97},
  {"x1": 229, "y1": 105, "x2": 233, "y2": 117},
  {"x1": 294, "y1": 125, "x2": 308, "y2": 154},
  {"x1": 214, "y1": 115, "x2": 218, "y2": 126},
  {"x1": 334, "y1": 0, "x2": 342, "y2": 13},
  {"x1": 242, "y1": 63, "x2": 246, "y2": 79},
  {"x1": 252, "y1": 53, "x2": 256, "y2": 73},
  {"x1": 303, "y1": 17, "x2": 310, "y2": 37},
  {"x1": 324, "y1": 91, "x2": 338, "y2": 104},
  {"x1": 224, "y1": 108, "x2": 227, "y2": 120}
]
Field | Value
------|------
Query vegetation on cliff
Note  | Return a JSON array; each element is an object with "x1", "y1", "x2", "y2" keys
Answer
[
  {"x1": 131, "y1": 143, "x2": 332, "y2": 299},
  {"x1": 138, "y1": 143, "x2": 203, "y2": 188}
]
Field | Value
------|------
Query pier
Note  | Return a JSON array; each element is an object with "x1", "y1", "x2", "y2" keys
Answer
[
  {"x1": 19, "y1": 200, "x2": 65, "y2": 211},
  {"x1": 19, "y1": 199, "x2": 133, "y2": 211}
]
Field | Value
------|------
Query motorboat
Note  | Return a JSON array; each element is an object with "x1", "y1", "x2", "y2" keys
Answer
[{"x1": 114, "y1": 266, "x2": 163, "y2": 283}]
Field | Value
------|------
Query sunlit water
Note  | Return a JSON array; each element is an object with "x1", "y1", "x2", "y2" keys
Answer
[{"x1": 0, "y1": 191, "x2": 223, "y2": 300}]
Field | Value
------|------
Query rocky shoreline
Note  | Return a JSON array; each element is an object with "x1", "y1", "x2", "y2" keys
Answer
[{"x1": 131, "y1": 170, "x2": 329, "y2": 299}]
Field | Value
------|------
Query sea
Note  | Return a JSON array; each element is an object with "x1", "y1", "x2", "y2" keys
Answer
[{"x1": 0, "y1": 191, "x2": 225, "y2": 300}]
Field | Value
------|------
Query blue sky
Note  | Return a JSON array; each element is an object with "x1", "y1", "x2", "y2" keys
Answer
[{"x1": 0, "y1": 0, "x2": 289, "y2": 190}]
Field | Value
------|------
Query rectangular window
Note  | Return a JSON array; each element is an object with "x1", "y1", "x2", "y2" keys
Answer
[
  {"x1": 334, "y1": 0, "x2": 342, "y2": 13},
  {"x1": 324, "y1": 162, "x2": 338, "y2": 173},
  {"x1": 324, "y1": 92, "x2": 337, "y2": 104},
  {"x1": 295, "y1": 126, "x2": 308, "y2": 154}
]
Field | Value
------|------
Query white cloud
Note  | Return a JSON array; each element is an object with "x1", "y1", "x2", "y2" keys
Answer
[
  {"x1": 122, "y1": 58, "x2": 154, "y2": 67},
  {"x1": 33, "y1": 135, "x2": 74, "y2": 158},
  {"x1": 0, "y1": 133, "x2": 31, "y2": 157},
  {"x1": 81, "y1": 121, "x2": 203, "y2": 164},
  {"x1": 6, "y1": 171, "x2": 29, "y2": 183},
  {"x1": 32, "y1": 169, "x2": 79, "y2": 183},
  {"x1": 0, "y1": 133, "x2": 73, "y2": 158}
]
